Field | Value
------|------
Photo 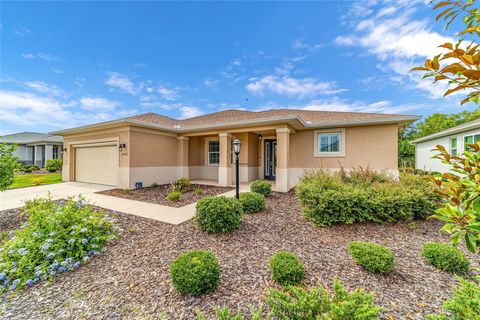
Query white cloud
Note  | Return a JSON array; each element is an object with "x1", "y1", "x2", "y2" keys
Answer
[
  {"x1": 335, "y1": 1, "x2": 455, "y2": 99},
  {"x1": 105, "y1": 72, "x2": 140, "y2": 95},
  {"x1": 14, "y1": 27, "x2": 31, "y2": 37},
  {"x1": 179, "y1": 106, "x2": 203, "y2": 119},
  {"x1": 21, "y1": 53, "x2": 35, "y2": 60},
  {"x1": 139, "y1": 95, "x2": 173, "y2": 110},
  {"x1": 79, "y1": 97, "x2": 118, "y2": 110},
  {"x1": 292, "y1": 38, "x2": 322, "y2": 52},
  {"x1": 51, "y1": 67, "x2": 63, "y2": 74},
  {"x1": 157, "y1": 85, "x2": 180, "y2": 101},
  {"x1": 246, "y1": 76, "x2": 346, "y2": 98},
  {"x1": 24, "y1": 81, "x2": 65, "y2": 97},
  {"x1": 204, "y1": 77, "x2": 220, "y2": 89}
]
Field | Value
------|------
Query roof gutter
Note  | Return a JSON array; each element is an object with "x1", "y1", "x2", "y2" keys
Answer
[{"x1": 410, "y1": 118, "x2": 480, "y2": 144}]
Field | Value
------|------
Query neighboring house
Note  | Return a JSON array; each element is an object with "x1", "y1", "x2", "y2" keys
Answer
[
  {"x1": 411, "y1": 118, "x2": 480, "y2": 172},
  {"x1": 51, "y1": 109, "x2": 419, "y2": 192},
  {"x1": 0, "y1": 132, "x2": 64, "y2": 168}
]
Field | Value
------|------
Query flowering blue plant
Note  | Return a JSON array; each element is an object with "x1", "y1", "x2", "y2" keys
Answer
[{"x1": 0, "y1": 196, "x2": 116, "y2": 294}]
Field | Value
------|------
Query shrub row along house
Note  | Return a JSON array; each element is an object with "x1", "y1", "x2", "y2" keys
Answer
[{"x1": 51, "y1": 109, "x2": 419, "y2": 191}]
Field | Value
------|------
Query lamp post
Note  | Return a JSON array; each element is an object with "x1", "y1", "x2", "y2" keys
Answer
[{"x1": 232, "y1": 138, "x2": 241, "y2": 199}]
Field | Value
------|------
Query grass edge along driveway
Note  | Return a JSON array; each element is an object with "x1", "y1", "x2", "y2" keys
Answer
[{"x1": 8, "y1": 173, "x2": 62, "y2": 189}]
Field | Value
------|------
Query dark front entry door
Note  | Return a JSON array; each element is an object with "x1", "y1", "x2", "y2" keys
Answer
[{"x1": 264, "y1": 139, "x2": 277, "y2": 180}]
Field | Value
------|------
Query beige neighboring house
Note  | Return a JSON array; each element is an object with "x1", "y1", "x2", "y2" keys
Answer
[{"x1": 50, "y1": 109, "x2": 419, "y2": 192}]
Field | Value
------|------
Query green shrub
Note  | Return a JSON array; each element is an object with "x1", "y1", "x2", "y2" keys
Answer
[
  {"x1": 239, "y1": 192, "x2": 265, "y2": 214},
  {"x1": 167, "y1": 190, "x2": 181, "y2": 201},
  {"x1": 296, "y1": 170, "x2": 440, "y2": 226},
  {"x1": 196, "y1": 305, "x2": 270, "y2": 320},
  {"x1": 349, "y1": 241, "x2": 395, "y2": 273},
  {"x1": 195, "y1": 196, "x2": 243, "y2": 233},
  {"x1": 427, "y1": 278, "x2": 480, "y2": 320},
  {"x1": 122, "y1": 189, "x2": 130, "y2": 194},
  {"x1": 172, "y1": 177, "x2": 191, "y2": 193},
  {"x1": 269, "y1": 251, "x2": 304, "y2": 286},
  {"x1": 170, "y1": 250, "x2": 220, "y2": 296},
  {"x1": 339, "y1": 166, "x2": 391, "y2": 186},
  {"x1": 421, "y1": 243, "x2": 470, "y2": 274},
  {"x1": 150, "y1": 182, "x2": 160, "y2": 188},
  {"x1": 0, "y1": 196, "x2": 116, "y2": 293},
  {"x1": 45, "y1": 159, "x2": 63, "y2": 172},
  {"x1": 267, "y1": 278, "x2": 382, "y2": 320},
  {"x1": 23, "y1": 168, "x2": 32, "y2": 173},
  {"x1": 195, "y1": 187, "x2": 204, "y2": 195},
  {"x1": 250, "y1": 180, "x2": 272, "y2": 197},
  {"x1": 27, "y1": 164, "x2": 40, "y2": 171}
]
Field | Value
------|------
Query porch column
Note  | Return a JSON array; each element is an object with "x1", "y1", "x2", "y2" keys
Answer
[
  {"x1": 276, "y1": 128, "x2": 290, "y2": 192},
  {"x1": 218, "y1": 132, "x2": 232, "y2": 187},
  {"x1": 176, "y1": 136, "x2": 189, "y2": 178}
]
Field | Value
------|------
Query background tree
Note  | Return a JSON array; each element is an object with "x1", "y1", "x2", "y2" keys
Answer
[{"x1": 0, "y1": 143, "x2": 19, "y2": 191}]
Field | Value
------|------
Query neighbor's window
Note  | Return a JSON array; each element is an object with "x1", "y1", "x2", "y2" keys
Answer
[
  {"x1": 319, "y1": 132, "x2": 341, "y2": 153},
  {"x1": 464, "y1": 133, "x2": 480, "y2": 151},
  {"x1": 52, "y1": 145, "x2": 59, "y2": 159},
  {"x1": 208, "y1": 140, "x2": 220, "y2": 165},
  {"x1": 450, "y1": 137, "x2": 457, "y2": 156}
]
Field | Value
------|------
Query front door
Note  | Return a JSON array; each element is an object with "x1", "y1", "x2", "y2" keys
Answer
[{"x1": 264, "y1": 139, "x2": 277, "y2": 180}]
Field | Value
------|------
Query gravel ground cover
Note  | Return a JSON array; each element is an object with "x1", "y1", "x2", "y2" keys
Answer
[
  {"x1": 0, "y1": 191, "x2": 477, "y2": 320},
  {"x1": 97, "y1": 184, "x2": 234, "y2": 208}
]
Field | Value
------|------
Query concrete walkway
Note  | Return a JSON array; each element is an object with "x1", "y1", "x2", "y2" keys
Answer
[{"x1": 0, "y1": 181, "x2": 252, "y2": 225}]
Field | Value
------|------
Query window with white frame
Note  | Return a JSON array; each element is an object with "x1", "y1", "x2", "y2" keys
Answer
[
  {"x1": 52, "y1": 145, "x2": 59, "y2": 159},
  {"x1": 464, "y1": 133, "x2": 480, "y2": 151},
  {"x1": 208, "y1": 140, "x2": 220, "y2": 165},
  {"x1": 450, "y1": 137, "x2": 458, "y2": 156},
  {"x1": 314, "y1": 129, "x2": 345, "y2": 157}
]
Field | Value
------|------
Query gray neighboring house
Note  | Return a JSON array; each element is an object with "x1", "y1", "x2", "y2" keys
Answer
[{"x1": 0, "y1": 132, "x2": 63, "y2": 167}]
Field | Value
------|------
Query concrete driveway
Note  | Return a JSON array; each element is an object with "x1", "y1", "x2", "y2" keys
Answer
[{"x1": 0, "y1": 182, "x2": 113, "y2": 211}]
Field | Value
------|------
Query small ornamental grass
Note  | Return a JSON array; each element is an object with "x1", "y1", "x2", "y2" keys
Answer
[
  {"x1": 0, "y1": 196, "x2": 116, "y2": 294},
  {"x1": 195, "y1": 196, "x2": 243, "y2": 233},
  {"x1": 421, "y1": 242, "x2": 470, "y2": 275},
  {"x1": 172, "y1": 177, "x2": 191, "y2": 193},
  {"x1": 194, "y1": 187, "x2": 204, "y2": 195},
  {"x1": 167, "y1": 190, "x2": 181, "y2": 201},
  {"x1": 267, "y1": 277, "x2": 382, "y2": 320},
  {"x1": 239, "y1": 192, "x2": 265, "y2": 214},
  {"x1": 349, "y1": 241, "x2": 395, "y2": 273},
  {"x1": 269, "y1": 251, "x2": 305, "y2": 286},
  {"x1": 250, "y1": 180, "x2": 272, "y2": 197},
  {"x1": 170, "y1": 250, "x2": 220, "y2": 296}
]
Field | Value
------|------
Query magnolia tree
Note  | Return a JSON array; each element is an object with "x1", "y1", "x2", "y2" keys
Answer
[
  {"x1": 0, "y1": 143, "x2": 18, "y2": 191},
  {"x1": 413, "y1": 0, "x2": 480, "y2": 254}
]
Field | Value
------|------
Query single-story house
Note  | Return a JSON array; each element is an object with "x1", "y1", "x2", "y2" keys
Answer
[
  {"x1": 0, "y1": 132, "x2": 64, "y2": 167},
  {"x1": 411, "y1": 118, "x2": 480, "y2": 172},
  {"x1": 50, "y1": 109, "x2": 419, "y2": 192}
]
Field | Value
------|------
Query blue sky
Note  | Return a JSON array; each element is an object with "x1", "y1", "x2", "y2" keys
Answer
[{"x1": 1, "y1": 0, "x2": 478, "y2": 134}]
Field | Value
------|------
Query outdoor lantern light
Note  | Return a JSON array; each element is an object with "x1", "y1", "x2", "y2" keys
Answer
[
  {"x1": 118, "y1": 143, "x2": 126, "y2": 151},
  {"x1": 232, "y1": 138, "x2": 241, "y2": 199}
]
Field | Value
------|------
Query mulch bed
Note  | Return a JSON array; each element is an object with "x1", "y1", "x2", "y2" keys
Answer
[
  {"x1": 97, "y1": 184, "x2": 234, "y2": 208},
  {"x1": 0, "y1": 191, "x2": 478, "y2": 320}
]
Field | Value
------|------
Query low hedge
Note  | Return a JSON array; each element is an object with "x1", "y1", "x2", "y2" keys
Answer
[
  {"x1": 239, "y1": 192, "x2": 265, "y2": 214},
  {"x1": 349, "y1": 241, "x2": 395, "y2": 273},
  {"x1": 421, "y1": 243, "x2": 470, "y2": 275},
  {"x1": 250, "y1": 180, "x2": 272, "y2": 197},
  {"x1": 195, "y1": 196, "x2": 243, "y2": 233},
  {"x1": 45, "y1": 159, "x2": 62, "y2": 172},
  {"x1": 170, "y1": 250, "x2": 220, "y2": 296},
  {"x1": 296, "y1": 171, "x2": 440, "y2": 226},
  {"x1": 269, "y1": 251, "x2": 305, "y2": 286}
]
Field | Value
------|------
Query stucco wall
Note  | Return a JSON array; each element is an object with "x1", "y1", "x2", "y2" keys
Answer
[
  {"x1": 415, "y1": 127, "x2": 480, "y2": 172},
  {"x1": 129, "y1": 128, "x2": 178, "y2": 167},
  {"x1": 289, "y1": 124, "x2": 398, "y2": 170}
]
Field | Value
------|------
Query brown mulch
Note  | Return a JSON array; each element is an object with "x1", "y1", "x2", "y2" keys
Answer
[
  {"x1": 0, "y1": 208, "x2": 26, "y2": 233},
  {"x1": 97, "y1": 184, "x2": 234, "y2": 208},
  {"x1": 0, "y1": 191, "x2": 478, "y2": 320}
]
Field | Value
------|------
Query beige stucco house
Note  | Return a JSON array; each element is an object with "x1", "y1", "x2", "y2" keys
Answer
[{"x1": 50, "y1": 109, "x2": 419, "y2": 192}]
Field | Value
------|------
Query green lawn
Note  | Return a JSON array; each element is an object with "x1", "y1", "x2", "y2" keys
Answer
[{"x1": 8, "y1": 173, "x2": 63, "y2": 189}]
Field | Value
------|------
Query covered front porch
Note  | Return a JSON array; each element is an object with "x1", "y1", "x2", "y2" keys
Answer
[{"x1": 176, "y1": 125, "x2": 293, "y2": 192}]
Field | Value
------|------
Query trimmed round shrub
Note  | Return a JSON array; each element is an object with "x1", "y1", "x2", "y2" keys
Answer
[
  {"x1": 195, "y1": 196, "x2": 243, "y2": 233},
  {"x1": 167, "y1": 190, "x2": 181, "y2": 201},
  {"x1": 421, "y1": 242, "x2": 470, "y2": 274},
  {"x1": 269, "y1": 251, "x2": 305, "y2": 286},
  {"x1": 349, "y1": 241, "x2": 395, "y2": 273},
  {"x1": 45, "y1": 159, "x2": 63, "y2": 172},
  {"x1": 170, "y1": 250, "x2": 220, "y2": 296},
  {"x1": 239, "y1": 192, "x2": 265, "y2": 214},
  {"x1": 250, "y1": 180, "x2": 272, "y2": 197}
]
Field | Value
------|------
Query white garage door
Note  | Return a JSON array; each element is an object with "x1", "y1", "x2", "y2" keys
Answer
[{"x1": 75, "y1": 145, "x2": 118, "y2": 186}]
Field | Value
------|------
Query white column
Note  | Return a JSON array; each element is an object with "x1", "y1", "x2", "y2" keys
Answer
[
  {"x1": 218, "y1": 132, "x2": 232, "y2": 187},
  {"x1": 276, "y1": 128, "x2": 290, "y2": 192}
]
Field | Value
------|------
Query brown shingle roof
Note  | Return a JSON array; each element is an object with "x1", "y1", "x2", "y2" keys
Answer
[{"x1": 128, "y1": 109, "x2": 414, "y2": 129}]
